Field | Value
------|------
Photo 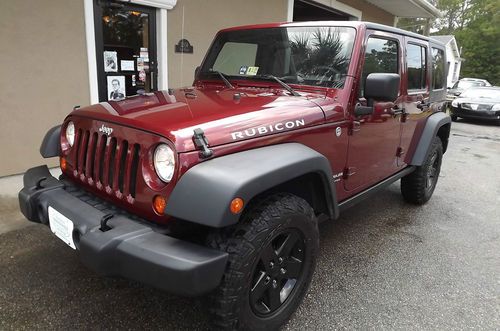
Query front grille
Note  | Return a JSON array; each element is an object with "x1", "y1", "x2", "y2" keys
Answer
[{"x1": 72, "y1": 128, "x2": 141, "y2": 200}]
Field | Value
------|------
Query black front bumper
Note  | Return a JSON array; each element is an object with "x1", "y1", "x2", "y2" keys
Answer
[{"x1": 18, "y1": 165, "x2": 228, "y2": 297}]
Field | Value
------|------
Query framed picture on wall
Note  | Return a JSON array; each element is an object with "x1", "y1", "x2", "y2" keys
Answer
[
  {"x1": 104, "y1": 51, "x2": 118, "y2": 72},
  {"x1": 107, "y1": 76, "x2": 126, "y2": 100}
]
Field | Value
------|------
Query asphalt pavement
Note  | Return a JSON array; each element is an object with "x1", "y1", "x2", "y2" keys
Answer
[{"x1": 1, "y1": 119, "x2": 499, "y2": 330}]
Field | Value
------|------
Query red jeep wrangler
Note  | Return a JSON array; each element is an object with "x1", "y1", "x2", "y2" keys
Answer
[{"x1": 19, "y1": 22, "x2": 450, "y2": 330}]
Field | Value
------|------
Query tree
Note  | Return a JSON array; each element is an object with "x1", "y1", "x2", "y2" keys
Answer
[{"x1": 454, "y1": 0, "x2": 500, "y2": 84}]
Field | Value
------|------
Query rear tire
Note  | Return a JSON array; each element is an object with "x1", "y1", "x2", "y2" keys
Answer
[
  {"x1": 207, "y1": 193, "x2": 319, "y2": 330},
  {"x1": 401, "y1": 136, "x2": 443, "y2": 205}
]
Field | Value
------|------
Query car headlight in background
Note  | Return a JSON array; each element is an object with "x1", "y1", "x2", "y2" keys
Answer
[
  {"x1": 492, "y1": 104, "x2": 500, "y2": 111},
  {"x1": 153, "y1": 144, "x2": 175, "y2": 182},
  {"x1": 65, "y1": 121, "x2": 75, "y2": 147},
  {"x1": 451, "y1": 100, "x2": 459, "y2": 107}
]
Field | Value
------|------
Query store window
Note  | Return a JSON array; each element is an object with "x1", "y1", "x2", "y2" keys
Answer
[
  {"x1": 407, "y1": 44, "x2": 427, "y2": 91},
  {"x1": 94, "y1": 2, "x2": 157, "y2": 102}
]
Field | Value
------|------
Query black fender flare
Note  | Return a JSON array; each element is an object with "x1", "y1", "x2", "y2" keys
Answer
[
  {"x1": 165, "y1": 143, "x2": 338, "y2": 228},
  {"x1": 410, "y1": 112, "x2": 451, "y2": 166},
  {"x1": 39, "y1": 125, "x2": 61, "y2": 158}
]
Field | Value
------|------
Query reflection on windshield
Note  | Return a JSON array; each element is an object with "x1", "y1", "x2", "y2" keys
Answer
[{"x1": 200, "y1": 26, "x2": 356, "y2": 89}]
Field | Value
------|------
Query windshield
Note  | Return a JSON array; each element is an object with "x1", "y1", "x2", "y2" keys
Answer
[
  {"x1": 454, "y1": 80, "x2": 486, "y2": 89},
  {"x1": 460, "y1": 88, "x2": 500, "y2": 99},
  {"x1": 199, "y1": 27, "x2": 357, "y2": 89}
]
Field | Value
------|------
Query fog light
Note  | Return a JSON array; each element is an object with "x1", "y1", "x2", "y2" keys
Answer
[
  {"x1": 60, "y1": 157, "x2": 67, "y2": 171},
  {"x1": 230, "y1": 198, "x2": 244, "y2": 214},
  {"x1": 153, "y1": 195, "x2": 167, "y2": 215}
]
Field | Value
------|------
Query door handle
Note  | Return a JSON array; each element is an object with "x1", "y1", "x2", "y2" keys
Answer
[
  {"x1": 416, "y1": 101, "x2": 430, "y2": 110},
  {"x1": 391, "y1": 105, "x2": 405, "y2": 116}
]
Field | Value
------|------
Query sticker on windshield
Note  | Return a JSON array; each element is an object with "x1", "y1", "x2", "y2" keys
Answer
[
  {"x1": 239, "y1": 66, "x2": 259, "y2": 76},
  {"x1": 239, "y1": 66, "x2": 248, "y2": 75},
  {"x1": 246, "y1": 66, "x2": 259, "y2": 76}
]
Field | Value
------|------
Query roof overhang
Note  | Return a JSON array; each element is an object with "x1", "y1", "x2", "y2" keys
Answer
[{"x1": 365, "y1": 0, "x2": 441, "y2": 18}]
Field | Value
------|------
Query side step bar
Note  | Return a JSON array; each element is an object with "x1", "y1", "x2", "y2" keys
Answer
[{"x1": 338, "y1": 166, "x2": 416, "y2": 212}]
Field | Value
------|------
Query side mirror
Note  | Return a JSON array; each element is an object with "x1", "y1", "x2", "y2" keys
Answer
[
  {"x1": 354, "y1": 73, "x2": 400, "y2": 117},
  {"x1": 365, "y1": 73, "x2": 400, "y2": 106},
  {"x1": 194, "y1": 66, "x2": 201, "y2": 80}
]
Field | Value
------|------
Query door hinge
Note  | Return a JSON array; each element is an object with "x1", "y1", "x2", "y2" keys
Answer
[
  {"x1": 348, "y1": 121, "x2": 361, "y2": 135},
  {"x1": 343, "y1": 167, "x2": 357, "y2": 179},
  {"x1": 396, "y1": 147, "x2": 405, "y2": 157},
  {"x1": 192, "y1": 128, "x2": 213, "y2": 159}
]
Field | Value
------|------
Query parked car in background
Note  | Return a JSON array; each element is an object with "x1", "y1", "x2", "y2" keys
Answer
[
  {"x1": 447, "y1": 78, "x2": 492, "y2": 104},
  {"x1": 450, "y1": 87, "x2": 500, "y2": 123}
]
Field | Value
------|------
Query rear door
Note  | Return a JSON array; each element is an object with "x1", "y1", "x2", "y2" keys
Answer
[
  {"x1": 345, "y1": 31, "x2": 404, "y2": 191},
  {"x1": 399, "y1": 37, "x2": 431, "y2": 166}
]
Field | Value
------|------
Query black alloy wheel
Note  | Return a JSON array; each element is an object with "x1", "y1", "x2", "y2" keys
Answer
[
  {"x1": 425, "y1": 151, "x2": 440, "y2": 193},
  {"x1": 250, "y1": 229, "x2": 305, "y2": 316}
]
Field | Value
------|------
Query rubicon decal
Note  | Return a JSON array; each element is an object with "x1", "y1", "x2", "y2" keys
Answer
[{"x1": 231, "y1": 119, "x2": 306, "y2": 140}]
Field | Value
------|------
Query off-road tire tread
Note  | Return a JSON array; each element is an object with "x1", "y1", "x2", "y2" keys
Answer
[
  {"x1": 206, "y1": 193, "x2": 318, "y2": 330},
  {"x1": 401, "y1": 136, "x2": 443, "y2": 205}
]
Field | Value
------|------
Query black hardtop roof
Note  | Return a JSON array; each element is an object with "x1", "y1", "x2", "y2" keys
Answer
[{"x1": 222, "y1": 21, "x2": 446, "y2": 48}]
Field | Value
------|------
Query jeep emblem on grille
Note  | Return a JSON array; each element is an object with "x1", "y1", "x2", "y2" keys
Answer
[{"x1": 98, "y1": 124, "x2": 113, "y2": 135}]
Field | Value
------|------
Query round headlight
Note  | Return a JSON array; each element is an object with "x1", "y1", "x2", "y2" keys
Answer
[
  {"x1": 154, "y1": 144, "x2": 175, "y2": 183},
  {"x1": 451, "y1": 99, "x2": 459, "y2": 107},
  {"x1": 65, "y1": 121, "x2": 75, "y2": 147}
]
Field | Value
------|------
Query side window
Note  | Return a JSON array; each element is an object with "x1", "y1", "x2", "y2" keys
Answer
[
  {"x1": 213, "y1": 42, "x2": 258, "y2": 75},
  {"x1": 407, "y1": 44, "x2": 427, "y2": 91},
  {"x1": 432, "y1": 47, "x2": 445, "y2": 89},
  {"x1": 361, "y1": 37, "x2": 399, "y2": 96}
]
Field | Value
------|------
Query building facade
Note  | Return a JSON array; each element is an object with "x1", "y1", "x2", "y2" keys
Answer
[{"x1": 0, "y1": 0, "x2": 440, "y2": 176}]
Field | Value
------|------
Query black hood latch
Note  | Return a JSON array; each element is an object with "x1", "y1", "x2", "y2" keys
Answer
[{"x1": 193, "y1": 128, "x2": 213, "y2": 159}]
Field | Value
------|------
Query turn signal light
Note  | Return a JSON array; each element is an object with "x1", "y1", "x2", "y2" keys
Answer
[
  {"x1": 60, "y1": 157, "x2": 67, "y2": 171},
  {"x1": 153, "y1": 195, "x2": 167, "y2": 215},
  {"x1": 230, "y1": 198, "x2": 244, "y2": 214}
]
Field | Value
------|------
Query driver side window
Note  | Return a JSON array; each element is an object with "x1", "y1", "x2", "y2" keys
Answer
[{"x1": 360, "y1": 37, "x2": 399, "y2": 97}]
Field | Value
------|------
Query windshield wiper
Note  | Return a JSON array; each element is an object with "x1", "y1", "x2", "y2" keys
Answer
[
  {"x1": 209, "y1": 70, "x2": 234, "y2": 89},
  {"x1": 257, "y1": 75, "x2": 300, "y2": 97}
]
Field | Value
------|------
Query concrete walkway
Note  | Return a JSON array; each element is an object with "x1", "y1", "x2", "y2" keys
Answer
[{"x1": 0, "y1": 168, "x2": 60, "y2": 234}]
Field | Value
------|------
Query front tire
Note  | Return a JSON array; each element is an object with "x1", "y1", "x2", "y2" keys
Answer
[
  {"x1": 207, "y1": 193, "x2": 319, "y2": 330},
  {"x1": 401, "y1": 136, "x2": 443, "y2": 205},
  {"x1": 450, "y1": 114, "x2": 458, "y2": 122}
]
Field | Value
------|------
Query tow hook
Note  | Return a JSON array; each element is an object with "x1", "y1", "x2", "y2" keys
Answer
[{"x1": 100, "y1": 213, "x2": 114, "y2": 232}]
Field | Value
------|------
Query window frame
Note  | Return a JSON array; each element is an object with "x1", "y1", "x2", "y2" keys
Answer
[
  {"x1": 431, "y1": 47, "x2": 446, "y2": 91},
  {"x1": 359, "y1": 34, "x2": 401, "y2": 98},
  {"x1": 406, "y1": 42, "x2": 428, "y2": 93}
]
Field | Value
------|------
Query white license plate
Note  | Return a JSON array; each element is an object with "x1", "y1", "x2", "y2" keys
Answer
[{"x1": 48, "y1": 206, "x2": 76, "y2": 249}]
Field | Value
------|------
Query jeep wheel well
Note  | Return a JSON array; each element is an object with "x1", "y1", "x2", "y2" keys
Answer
[
  {"x1": 248, "y1": 172, "x2": 331, "y2": 219},
  {"x1": 437, "y1": 123, "x2": 451, "y2": 153}
]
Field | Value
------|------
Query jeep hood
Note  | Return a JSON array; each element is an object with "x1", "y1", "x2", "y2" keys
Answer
[{"x1": 72, "y1": 87, "x2": 329, "y2": 152}]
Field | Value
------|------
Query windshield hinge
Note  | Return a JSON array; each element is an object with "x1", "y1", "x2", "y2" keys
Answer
[{"x1": 193, "y1": 128, "x2": 213, "y2": 159}]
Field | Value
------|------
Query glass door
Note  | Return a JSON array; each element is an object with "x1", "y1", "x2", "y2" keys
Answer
[{"x1": 94, "y1": 1, "x2": 157, "y2": 102}]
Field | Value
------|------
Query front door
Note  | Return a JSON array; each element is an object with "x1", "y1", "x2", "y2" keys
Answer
[
  {"x1": 345, "y1": 31, "x2": 404, "y2": 191},
  {"x1": 94, "y1": 1, "x2": 157, "y2": 102}
]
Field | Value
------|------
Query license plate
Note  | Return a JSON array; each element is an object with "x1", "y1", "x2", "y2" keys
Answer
[{"x1": 48, "y1": 207, "x2": 76, "y2": 249}]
